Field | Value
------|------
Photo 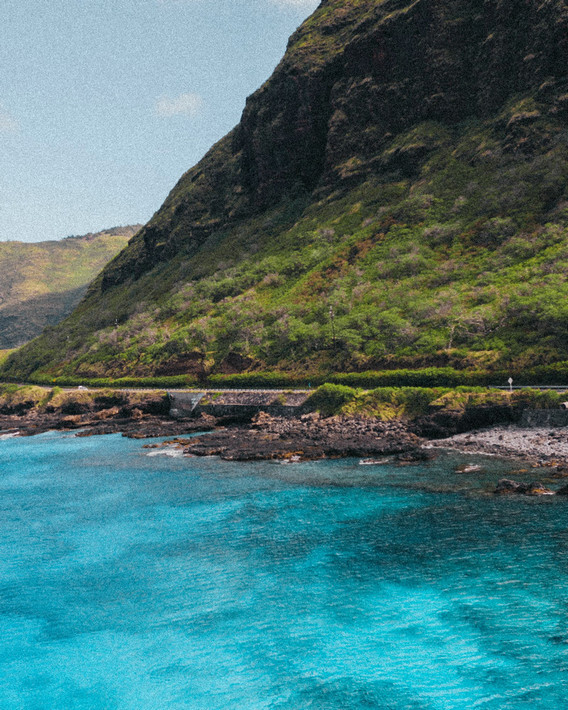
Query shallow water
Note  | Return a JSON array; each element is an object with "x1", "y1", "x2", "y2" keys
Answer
[{"x1": 1, "y1": 432, "x2": 568, "y2": 709}]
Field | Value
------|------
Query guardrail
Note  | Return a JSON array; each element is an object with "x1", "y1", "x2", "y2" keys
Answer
[{"x1": 490, "y1": 386, "x2": 568, "y2": 391}]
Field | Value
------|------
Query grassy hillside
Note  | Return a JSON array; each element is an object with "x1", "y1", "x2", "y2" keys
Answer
[
  {"x1": 3, "y1": 0, "x2": 568, "y2": 381},
  {"x1": 0, "y1": 226, "x2": 140, "y2": 348}
]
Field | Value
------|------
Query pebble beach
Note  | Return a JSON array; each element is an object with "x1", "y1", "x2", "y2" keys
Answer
[{"x1": 430, "y1": 425, "x2": 568, "y2": 466}]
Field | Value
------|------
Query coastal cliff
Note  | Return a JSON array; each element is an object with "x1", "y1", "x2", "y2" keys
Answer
[{"x1": 3, "y1": 0, "x2": 568, "y2": 380}]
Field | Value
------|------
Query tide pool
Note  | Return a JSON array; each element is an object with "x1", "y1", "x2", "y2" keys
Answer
[{"x1": 1, "y1": 431, "x2": 568, "y2": 708}]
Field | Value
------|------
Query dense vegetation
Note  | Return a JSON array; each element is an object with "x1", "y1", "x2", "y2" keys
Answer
[
  {"x1": 2, "y1": 0, "x2": 568, "y2": 382},
  {"x1": 0, "y1": 383, "x2": 168, "y2": 416},
  {"x1": 304, "y1": 383, "x2": 567, "y2": 419},
  {"x1": 2, "y1": 382, "x2": 563, "y2": 425},
  {"x1": 0, "y1": 226, "x2": 140, "y2": 349}
]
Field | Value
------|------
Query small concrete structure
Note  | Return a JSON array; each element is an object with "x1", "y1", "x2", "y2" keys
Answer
[
  {"x1": 168, "y1": 391, "x2": 309, "y2": 420},
  {"x1": 168, "y1": 392, "x2": 205, "y2": 418}
]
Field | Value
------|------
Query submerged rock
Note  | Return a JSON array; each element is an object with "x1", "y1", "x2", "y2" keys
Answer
[
  {"x1": 455, "y1": 463, "x2": 483, "y2": 474},
  {"x1": 396, "y1": 448, "x2": 437, "y2": 463},
  {"x1": 495, "y1": 478, "x2": 522, "y2": 494},
  {"x1": 494, "y1": 478, "x2": 554, "y2": 496},
  {"x1": 525, "y1": 482, "x2": 555, "y2": 496}
]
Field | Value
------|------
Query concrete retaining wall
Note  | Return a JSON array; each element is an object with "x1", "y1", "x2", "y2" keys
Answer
[
  {"x1": 521, "y1": 409, "x2": 568, "y2": 427},
  {"x1": 168, "y1": 391, "x2": 308, "y2": 420},
  {"x1": 195, "y1": 404, "x2": 305, "y2": 419},
  {"x1": 168, "y1": 392, "x2": 205, "y2": 418}
]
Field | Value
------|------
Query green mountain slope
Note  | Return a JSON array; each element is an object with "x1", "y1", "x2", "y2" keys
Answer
[
  {"x1": 0, "y1": 226, "x2": 141, "y2": 349},
  {"x1": 3, "y1": 0, "x2": 568, "y2": 380}
]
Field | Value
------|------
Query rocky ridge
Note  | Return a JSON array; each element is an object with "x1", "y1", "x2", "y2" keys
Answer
[
  {"x1": 100, "y1": 0, "x2": 568, "y2": 285},
  {"x1": 4, "y1": 0, "x2": 568, "y2": 379},
  {"x1": 181, "y1": 411, "x2": 424, "y2": 461},
  {"x1": 0, "y1": 226, "x2": 140, "y2": 349}
]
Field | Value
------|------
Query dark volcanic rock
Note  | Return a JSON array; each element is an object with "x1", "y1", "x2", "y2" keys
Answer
[
  {"x1": 494, "y1": 478, "x2": 554, "y2": 496},
  {"x1": 0, "y1": 398, "x2": 214, "y2": 439},
  {"x1": 183, "y1": 415, "x2": 422, "y2": 461},
  {"x1": 414, "y1": 405, "x2": 522, "y2": 439},
  {"x1": 396, "y1": 448, "x2": 437, "y2": 463},
  {"x1": 76, "y1": 0, "x2": 568, "y2": 289}
]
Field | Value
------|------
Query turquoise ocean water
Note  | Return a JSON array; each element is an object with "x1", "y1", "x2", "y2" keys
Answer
[{"x1": 1, "y1": 431, "x2": 568, "y2": 709}]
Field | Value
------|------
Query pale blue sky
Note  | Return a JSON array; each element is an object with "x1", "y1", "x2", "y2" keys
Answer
[{"x1": 0, "y1": 0, "x2": 319, "y2": 242}]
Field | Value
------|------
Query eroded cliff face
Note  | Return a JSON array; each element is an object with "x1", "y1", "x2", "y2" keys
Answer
[
  {"x1": 5, "y1": 0, "x2": 568, "y2": 380},
  {"x1": 100, "y1": 0, "x2": 568, "y2": 289}
]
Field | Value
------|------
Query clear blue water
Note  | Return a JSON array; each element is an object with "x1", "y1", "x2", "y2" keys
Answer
[{"x1": 1, "y1": 431, "x2": 568, "y2": 709}]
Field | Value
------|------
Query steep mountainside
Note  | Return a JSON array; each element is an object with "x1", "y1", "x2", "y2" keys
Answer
[
  {"x1": 0, "y1": 226, "x2": 140, "y2": 349},
  {"x1": 3, "y1": 0, "x2": 568, "y2": 380}
]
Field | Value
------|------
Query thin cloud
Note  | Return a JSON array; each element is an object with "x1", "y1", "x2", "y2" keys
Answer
[
  {"x1": 155, "y1": 93, "x2": 204, "y2": 118},
  {"x1": 0, "y1": 106, "x2": 18, "y2": 133}
]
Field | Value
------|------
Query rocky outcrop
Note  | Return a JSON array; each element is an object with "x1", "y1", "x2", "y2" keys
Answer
[
  {"x1": 183, "y1": 412, "x2": 423, "y2": 461},
  {"x1": 0, "y1": 389, "x2": 190, "y2": 438},
  {"x1": 494, "y1": 478, "x2": 554, "y2": 496},
  {"x1": 92, "y1": 0, "x2": 568, "y2": 289},
  {"x1": 413, "y1": 404, "x2": 522, "y2": 439}
]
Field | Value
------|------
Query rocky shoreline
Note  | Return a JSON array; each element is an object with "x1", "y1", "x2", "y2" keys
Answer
[
  {"x1": 177, "y1": 412, "x2": 427, "y2": 462},
  {"x1": 0, "y1": 406, "x2": 426, "y2": 461},
  {"x1": 0, "y1": 389, "x2": 210, "y2": 439},
  {"x1": 429, "y1": 425, "x2": 568, "y2": 468},
  {"x1": 0, "y1": 411, "x2": 212, "y2": 439},
  {"x1": 5, "y1": 394, "x2": 568, "y2": 497},
  {"x1": 3, "y1": 400, "x2": 568, "y2": 466}
]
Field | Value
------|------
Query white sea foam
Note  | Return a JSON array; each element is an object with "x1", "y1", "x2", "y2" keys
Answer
[
  {"x1": 146, "y1": 447, "x2": 184, "y2": 458},
  {"x1": 359, "y1": 458, "x2": 391, "y2": 465}
]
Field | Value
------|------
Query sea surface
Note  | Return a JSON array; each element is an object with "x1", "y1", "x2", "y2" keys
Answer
[{"x1": 1, "y1": 431, "x2": 568, "y2": 709}]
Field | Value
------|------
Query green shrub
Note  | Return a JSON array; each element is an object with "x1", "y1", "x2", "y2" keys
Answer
[
  {"x1": 342, "y1": 386, "x2": 468, "y2": 418},
  {"x1": 304, "y1": 384, "x2": 359, "y2": 415},
  {"x1": 205, "y1": 372, "x2": 316, "y2": 389},
  {"x1": 328, "y1": 368, "x2": 494, "y2": 388},
  {"x1": 511, "y1": 389, "x2": 565, "y2": 409},
  {"x1": 25, "y1": 374, "x2": 197, "y2": 389},
  {"x1": 0, "y1": 385, "x2": 49, "y2": 413}
]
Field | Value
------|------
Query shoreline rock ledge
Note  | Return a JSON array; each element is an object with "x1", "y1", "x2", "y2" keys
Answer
[
  {"x1": 494, "y1": 479, "x2": 554, "y2": 496},
  {"x1": 182, "y1": 412, "x2": 425, "y2": 462}
]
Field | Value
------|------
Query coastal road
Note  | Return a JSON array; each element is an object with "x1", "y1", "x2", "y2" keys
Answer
[
  {"x1": 4, "y1": 383, "x2": 568, "y2": 394},
  {"x1": 5, "y1": 384, "x2": 313, "y2": 394}
]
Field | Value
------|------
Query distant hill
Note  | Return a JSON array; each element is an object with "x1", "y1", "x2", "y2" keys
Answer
[
  {"x1": 3, "y1": 0, "x2": 568, "y2": 381},
  {"x1": 0, "y1": 226, "x2": 141, "y2": 349}
]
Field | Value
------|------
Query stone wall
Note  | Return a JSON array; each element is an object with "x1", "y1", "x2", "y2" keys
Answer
[
  {"x1": 168, "y1": 391, "x2": 309, "y2": 420},
  {"x1": 521, "y1": 409, "x2": 568, "y2": 427}
]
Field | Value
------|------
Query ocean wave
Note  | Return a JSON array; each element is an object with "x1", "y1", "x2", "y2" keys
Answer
[{"x1": 146, "y1": 447, "x2": 184, "y2": 458}]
